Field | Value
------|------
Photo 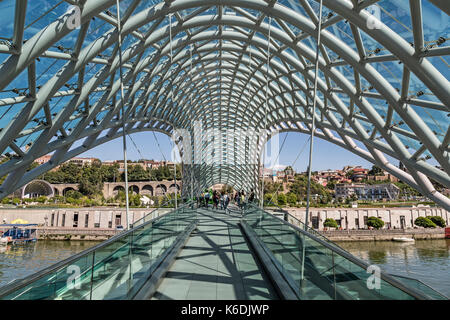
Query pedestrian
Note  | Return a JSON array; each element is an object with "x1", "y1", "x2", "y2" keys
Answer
[
  {"x1": 204, "y1": 190, "x2": 210, "y2": 208},
  {"x1": 213, "y1": 190, "x2": 219, "y2": 210},
  {"x1": 240, "y1": 191, "x2": 246, "y2": 209},
  {"x1": 220, "y1": 192, "x2": 224, "y2": 210},
  {"x1": 249, "y1": 189, "x2": 255, "y2": 203},
  {"x1": 224, "y1": 193, "x2": 230, "y2": 212}
]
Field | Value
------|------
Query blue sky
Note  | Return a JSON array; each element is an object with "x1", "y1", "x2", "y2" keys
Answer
[{"x1": 78, "y1": 131, "x2": 379, "y2": 172}]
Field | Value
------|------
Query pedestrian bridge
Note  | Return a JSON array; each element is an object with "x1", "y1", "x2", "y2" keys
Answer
[{"x1": 0, "y1": 202, "x2": 447, "y2": 300}]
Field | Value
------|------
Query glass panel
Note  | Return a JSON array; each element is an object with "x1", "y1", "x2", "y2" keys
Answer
[
  {"x1": 242, "y1": 205, "x2": 426, "y2": 300},
  {"x1": 0, "y1": 202, "x2": 195, "y2": 300}
]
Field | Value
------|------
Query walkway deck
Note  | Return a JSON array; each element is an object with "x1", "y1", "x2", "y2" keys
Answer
[{"x1": 152, "y1": 208, "x2": 278, "y2": 300}]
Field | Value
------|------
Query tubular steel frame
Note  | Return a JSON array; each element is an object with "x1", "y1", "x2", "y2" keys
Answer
[{"x1": 0, "y1": 0, "x2": 448, "y2": 209}]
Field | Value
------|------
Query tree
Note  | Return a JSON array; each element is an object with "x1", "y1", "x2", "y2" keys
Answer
[
  {"x1": 326, "y1": 181, "x2": 336, "y2": 190},
  {"x1": 277, "y1": 193, "x2": 287, "y2": 206},
  {"x1": 414, "y1": 217, "x2": 436, "y2": 228},
  {"x1": 369, "y1": 165, "x2": 384, "y2": 176},
  {"x1": 100, "y1": 164, "x2": 121, "y2": 182},
  {"x1": 264, "y1": 193, "x2": 274, "y2": 205},
  {"x1": 287, "y1": 193, "x2": 297, "y2": 206},
  {"x1": 427, "y1": 216, "x2": 446, "y2": 228},
  {"x1": 127, "y1": 164, "x2": 149, "y2": 181},
  {"x1": 65, "y1": 189, "x2": 83, "y2": 199},
  {"x1": 324, "y1": 218, "x2": 338, "y2": 228},
  {"x1": 367, "y1": 217, "x2": 384, "y2": 229}
]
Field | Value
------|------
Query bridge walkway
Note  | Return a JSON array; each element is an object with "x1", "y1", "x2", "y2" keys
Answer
[{"x1": 152, "y1": 208, "x2": 278, "y2": 300}]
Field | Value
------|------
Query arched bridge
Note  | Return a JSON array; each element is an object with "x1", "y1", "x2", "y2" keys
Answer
[{"x1": 0, "y1": 0, "x2": 448, "y2": 209}]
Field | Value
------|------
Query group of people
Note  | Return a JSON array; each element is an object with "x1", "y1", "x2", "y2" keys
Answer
[
  {"x1": 197, "y1": 189, "x2": 256, "y2": 212},
  {"x1": 197, "y1": 190, "x2": 231, "y2": 210}
]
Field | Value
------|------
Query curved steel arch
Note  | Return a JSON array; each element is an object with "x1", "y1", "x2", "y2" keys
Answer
[{"x1": 0, "y1": 0, "x2": 448, "y2": 209}]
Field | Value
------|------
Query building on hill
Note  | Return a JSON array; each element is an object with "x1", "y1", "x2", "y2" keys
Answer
[
  {"x1": 351, "y1": 167, "x2": 369, "y2": 182},
  {"x1": 335, "y1": 183, "x2": 400, "y2": 201},
  {"x1": 67, "y1": 157, "x2": 99, "y2": 166},
  {"x1": 34, "y1": 155, "x2": 98, "y2": 169},
  {"x1": 367, "y1": 173, "x2": 399, "y2": 183}
]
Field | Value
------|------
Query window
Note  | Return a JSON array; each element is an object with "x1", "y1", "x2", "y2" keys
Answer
[
  {"x1": 73, "y1": 213, "x2": 78, "y2": 228},
  {"x1": 62, "y1": 214, "x2": 65, "y2": 227},
  {"x1": 51, "y1": 213, "x2": 55, "y2": 227},
  {"x1": 85, "y1": 214, "x2": 89, "y2": 228}
]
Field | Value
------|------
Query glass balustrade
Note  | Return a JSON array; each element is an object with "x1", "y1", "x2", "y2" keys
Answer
[
  {"x1": 0, "y1": 202, "x2": 196, "y2": 300},
  {"x1": 243, "y1": 204, "x2": 445, "y2": 300}
]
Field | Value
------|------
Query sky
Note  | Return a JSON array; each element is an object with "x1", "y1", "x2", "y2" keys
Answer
[{"x1": 77, "y1": 131, "x2": 383, "y2": 172}]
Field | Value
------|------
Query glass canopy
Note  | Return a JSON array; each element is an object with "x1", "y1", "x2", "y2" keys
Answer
[{"x1": 0, "y1": 0, "x2": 448, "y2": 208}]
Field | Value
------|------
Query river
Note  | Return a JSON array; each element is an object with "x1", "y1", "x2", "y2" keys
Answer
[
  {"x1": 337, "y1": 239, "x2": 450, "y2": 297},
  {"x1": 0, "y1": 240, "x2": 100, "y2": 288}
]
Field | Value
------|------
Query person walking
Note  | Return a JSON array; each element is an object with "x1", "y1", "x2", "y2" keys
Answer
[
  {"x1": 240, "y1": 191, "x2": 246, "y2": 210},
  {"x1": 213, "y1": 190, "x2": 219, "y2": 210},
  {"x1": 220, "y1": 192, "x2": 224, "y2": 210},
  {"x1": 204, "y1": 189, "x2": 210, "y2": 208},
  {"x1": 249, "y1": 189, "x2": 255, "y2": 203},
  {"x1": 224, "y1": 193, "x2": 230, "y2": 212}
]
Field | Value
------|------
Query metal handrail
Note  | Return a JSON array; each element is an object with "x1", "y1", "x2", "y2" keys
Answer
[
  {"x1": 389, "y1": 274, "x2": 449, "y2": 299},
  {"x1": 244, "y1": 205, "x2": 434, "y2": 300},
  {"x1": 0, "y1": 202, "x2": 191, "y2": 298}
]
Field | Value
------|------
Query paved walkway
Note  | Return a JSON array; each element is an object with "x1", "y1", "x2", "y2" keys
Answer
[{"x1": 152, "y1": 208, "x2": 278, "y2": 300}]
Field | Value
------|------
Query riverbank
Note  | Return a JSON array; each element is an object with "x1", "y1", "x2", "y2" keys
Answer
[
  {"x1": 319, "y1": 228, "x2": 446, "y2": 241},
  {"x1": 36, "y1": 227, "x2": 118, "y2": 241},
  {"x1": 267, "y1": 206, "x2": 449, "y2": 231}
]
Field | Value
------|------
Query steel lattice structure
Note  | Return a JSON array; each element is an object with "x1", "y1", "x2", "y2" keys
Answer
[{"x1": 0, "y1": 0, "x2": 448, "y2": 208}]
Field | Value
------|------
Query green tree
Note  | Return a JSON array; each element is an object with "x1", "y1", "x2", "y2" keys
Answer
[
  {"x1": 326, "y1": 181, "x2": 336, "y2": 190},
  {"x1": 78, "y1": 164, "x2": 104, "y2": 196},
  {"x1": 368, "y1": 165, "x2": 384, "y2": 176},
  {"x1": 36, "y1": 196, "x2": 47, "y2": 203},
  {"x1": 287, "y1": 193, "x2": 297, "y2": 206},
  {"x1": 65, "y1": 189, "x2": 83, "y2": 199},
  {"x1": 277, "y1": 193, "x2": 287, "y2": 206},
  {"x1": 100, "y1": 164, "x2": 121, "y2": 182},
  {"x1": 59, "y1": 163, "x2": 82, "y2": 183},
  {"x1": 367, "y1": 217, "x2": 385, "y2": 229},
  {"x1": 264, "y1": 193, "x2": 275, "y2": 205},
  {"x1": 414, "y1": 217, "x2": 436, "y2": 228},
  {"x1": 324, "y1": 218, "x2": 338, "y2": 228},
  {"x1": 427, "y1": 216, "x2": 446, "y2": 228},
  {"x1": 127, "y1": 165, "x2": 149, "y2": 181}
]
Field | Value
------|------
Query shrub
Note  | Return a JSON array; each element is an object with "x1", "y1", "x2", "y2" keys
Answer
[
  {"x1": 427, "y1": 216, "x2": 446, "y2": 228},
  {"x1": 414, "y1": 217, "x2": 436, "y2": 228},
  {"x1": 367, "y1": 216, "x2": 385, "y2": 229},
  {"x1": 324, "y1": 218, "x2": 338, "y2": 228},
  {"x1": 12, "y1": 197, "x2": 21, "y2": 205},
  {"x1": 1, "y1": 198, "x2": 10, "y2": 204},
  {"x1": 36, "y1": 196, "x2": 47, "y2": 203},
  {"x1": 287, "y1": 193, "x2": 297, "y2": 206},
  {"x1": 264, "y1": 193, "x2": 274, "y2": 205},
  {"x1": 277, "y1": 193, "x2": 287, "y2": 206}
]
